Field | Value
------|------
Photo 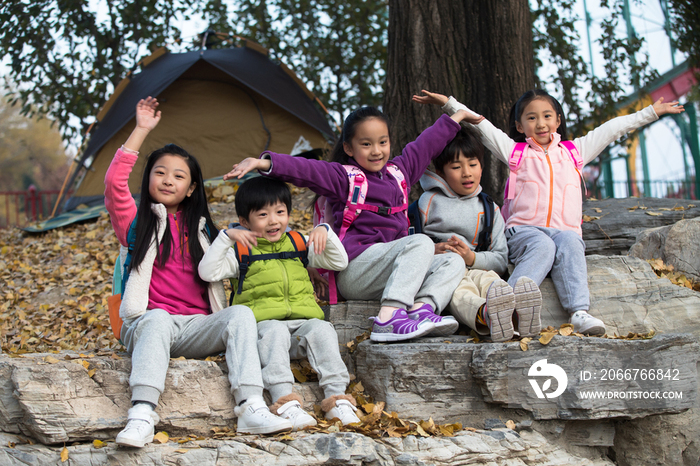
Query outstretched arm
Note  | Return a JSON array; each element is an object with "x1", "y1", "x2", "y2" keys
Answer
[
  {"x1": 223, "y1": 157, "x2": 272, "y2": 180},
  {"x1": 123, "y1": 97, "x2": 161, "y2": 153},
  {"x1": 413, "y1": 90, "x2": 484, "y2": 124}
]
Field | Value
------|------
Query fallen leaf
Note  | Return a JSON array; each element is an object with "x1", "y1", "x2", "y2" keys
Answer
[
  {"x1": 153, "y1": 432, "x2": 169, "y2": 444},
  {"x1": 43, "y1": 355, "x2": 61, "y2": 364},
  {"x1": 92, "y1": 439, "x2": 105, "y2": 448},
  {"x1": 539, "y1": 332, "x2": 556, "y2": 345},
  {"x1": 646, "y1": 211, "x2": 663, "y2": 216},
  {"x1": 61, "y1": 446, "x2": 69, "y2": 462},
  {"x1": 505, "y1": 420, "x2": 516, "y2": 430}
]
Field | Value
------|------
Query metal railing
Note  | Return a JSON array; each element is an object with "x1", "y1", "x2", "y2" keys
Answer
[
  {"x1": 0, "y1": 186, "x2": 69, "y2": 229},
  {"x1": 587, "y1": 180, "x2": 697, "y2": 200}
]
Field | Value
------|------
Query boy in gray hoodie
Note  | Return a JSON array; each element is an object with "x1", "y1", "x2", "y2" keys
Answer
[{"x1": 417, "y1": 126, "x2": 542, "y2": 342}]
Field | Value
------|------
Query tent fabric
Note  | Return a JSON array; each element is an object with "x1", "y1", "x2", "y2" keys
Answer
[{"x1": 66, "y1": 47, "x2": 333, "y2": 211}]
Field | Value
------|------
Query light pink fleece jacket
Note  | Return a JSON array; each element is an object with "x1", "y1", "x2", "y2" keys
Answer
[{"x1": 104, "y1": 148, "x2": 209, "y2": 316}]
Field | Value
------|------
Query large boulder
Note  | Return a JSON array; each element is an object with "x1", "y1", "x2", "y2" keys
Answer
[{"x1": 629, "y1": 217, "x2": 700, "y2": 282}]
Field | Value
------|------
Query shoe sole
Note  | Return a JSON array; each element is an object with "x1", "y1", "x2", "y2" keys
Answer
[
  {"x1": 576, "y1": 324, "x2": 606, "y2": 336},
  {"x1": 513, "y1": 277, "x2": 542, "y2": 337},
  {"x1": 486, "y1": 281, "x2": 515, "y2": 342},
  {"x1": 427, "y1": 318, "x2": 459, "y2": 337},
  {"x1": 370, "y1": 321, "x2": 436, "y2": 342},
  {"x1": 116, "y1": 433, "x2": 153, "y2": 448},
  {"x1": 237, "y1": 425, "x2": 293, "y2": 435}
]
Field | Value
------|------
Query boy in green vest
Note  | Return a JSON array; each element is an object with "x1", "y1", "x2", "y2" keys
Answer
[{"x1": 199, "y1": 176, "x2": 360, "y2": 430}]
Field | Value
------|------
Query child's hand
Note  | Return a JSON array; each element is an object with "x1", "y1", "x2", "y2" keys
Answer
[
  {"x1": 451, "y1": 109, "x2": 485, "y2": 125},
  {"x1": 223, "y1": 157, "x2": 271, "y2": 180},
  {"x1": 652, "y1": 97, "x2": 684, "y2": 117},
  {"x1": 307, "y1": 225, "x2": 328, "y2": 255},
  {"x1": 307, "y1": 267, "x2": 328, "y2": 299},
  {"x1": 135, "y1": 97, "x2": 161, "y2": 132},
  {"x1": 437, "y1": 235, "x2": 475, "y2": 266},
  {"x1": 225, "y1": 228, "x2": 260, "y2": 249},
  {"x1": 412, "y1": 90, "x2": 449, "y2": 106}
]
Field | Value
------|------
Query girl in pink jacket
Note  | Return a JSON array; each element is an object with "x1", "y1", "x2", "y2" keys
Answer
[{"x1": 415, "y1": 89, "x2": 684, "y2": 335}]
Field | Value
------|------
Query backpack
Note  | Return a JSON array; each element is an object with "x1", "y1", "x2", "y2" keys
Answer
[
  {"x1": 502, "y1": 140, "x2": 584, "y2": 221},
  {"x1": 108, "y1": 217, "x2": 211, "y2": 341},
  {"x1": 312, "y1": 163, "x2": 409, "y2": 304},
  {"x1": 229, "y1": 230, "x2": 309, "y2": 305},
  {"x1": 407, "y1": 192, "x2": 496, "y2": 252}
]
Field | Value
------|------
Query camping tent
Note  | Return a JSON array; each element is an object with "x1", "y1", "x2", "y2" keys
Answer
[{"x1": 64, "y1": 44, "x2": 334, "y2": 211}]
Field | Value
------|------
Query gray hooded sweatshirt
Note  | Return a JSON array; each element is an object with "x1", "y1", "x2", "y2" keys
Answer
[{"x1": 418, "y1": 170, "x2": 508, "y2": 275}]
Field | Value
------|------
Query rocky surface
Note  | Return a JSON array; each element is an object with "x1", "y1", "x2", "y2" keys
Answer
[
  {"x1": 0, "y1": 429, "x2": 614, "y2": 466},
  {"x1": 629, "y1": 216, "x2": 700, "y2": 282},
  {"x1": 581, "y1": 198, "x2": 700, "y2": 256}
]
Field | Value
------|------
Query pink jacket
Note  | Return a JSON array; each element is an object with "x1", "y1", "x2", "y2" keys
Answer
[{"x1": 442, "y1": 98, "x2": 658, "y2": 236}]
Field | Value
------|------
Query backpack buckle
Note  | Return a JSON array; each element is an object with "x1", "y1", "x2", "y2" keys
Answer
[{"x1": 377, "y1": 206, "x2": 390, "y2": 216}]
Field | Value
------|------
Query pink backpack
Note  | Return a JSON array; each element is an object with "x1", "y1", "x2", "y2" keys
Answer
[
  {"x1": 502, "y1": 140, "x2": 584, "y2": 221},
  {"x1": 313, "y1": 163, "x2": 409, "y2": 304}
]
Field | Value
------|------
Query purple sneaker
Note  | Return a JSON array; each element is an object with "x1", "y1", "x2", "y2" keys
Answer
[
  {"x1": 407, "y1": 304, "x2": 459, "y2": 337},
  {"x1": 370, "y1": 309, "x2": 435, "y2": 342}
]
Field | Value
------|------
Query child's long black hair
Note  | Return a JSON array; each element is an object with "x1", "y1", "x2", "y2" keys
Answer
[
  {"x1": 130, "y1": 144, "x2": 217, "y2": 278},
  {"x1": 327, "y1": 106, "x2": 391, "y2": 164},
  {"x1": 508, "y1": 89, "x2": 568, "y2": 143}
]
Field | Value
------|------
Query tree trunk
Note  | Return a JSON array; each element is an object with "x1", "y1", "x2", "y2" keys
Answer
[{"x1": 383, "y1": 0, "x2": 535, "y2": 204}]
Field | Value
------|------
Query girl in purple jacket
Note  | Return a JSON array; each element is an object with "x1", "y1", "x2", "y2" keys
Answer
[{"x1": 226, "y1": 102, "x2": 470, "y2": 342}]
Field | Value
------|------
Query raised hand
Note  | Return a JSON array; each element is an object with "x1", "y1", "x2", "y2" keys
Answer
[
  {"x1": 412, "y1": 89, "x2": 449, "y2": 106},
  {"x1": 135, "y1": 97, "x2": 161, "y2": 132},
  {"x1": 652, "y1": 97, "x2": 685, "y2": 117},
  {"x1": 223, "y1": 157, "x2": 271, "y2": 180}
]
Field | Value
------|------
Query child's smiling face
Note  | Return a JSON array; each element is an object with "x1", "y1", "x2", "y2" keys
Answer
[
  {"x1": 240, "y1": 201, "x2": 289, "y2": 243},
  {"x1": 148, "y1": 154, "x2": 196, "y2": 214},
  {"x1": 343, "y1": 117, "x2": 391, "y2": 173},
  {"x1": 437, "y1": 152, "x2": 482, "y2": 197},
  {"x1": 515, "y1": 98, "x2": 562, "y2": 147}
]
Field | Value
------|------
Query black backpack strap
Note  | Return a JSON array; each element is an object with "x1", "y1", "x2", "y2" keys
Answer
[
  {"x1": 475, "y1": 192, "x2": 495, "y2": 252},
  {"x1": 407, "y1": 200, "x2": 421, "y2": 235}
]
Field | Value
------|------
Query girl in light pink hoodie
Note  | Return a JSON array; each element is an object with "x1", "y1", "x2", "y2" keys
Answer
[{"x1": 415, "y1": 89, "x2": 684, "y2": 336}]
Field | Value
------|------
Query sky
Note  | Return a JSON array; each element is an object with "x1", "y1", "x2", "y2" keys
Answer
[{"x1": 1, "y1": 0, "x2": 695, "y2": 197}]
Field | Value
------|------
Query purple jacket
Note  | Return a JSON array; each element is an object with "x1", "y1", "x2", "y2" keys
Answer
[{"x1": 263, "y1": 114, "x2": 460, "y2": 261}]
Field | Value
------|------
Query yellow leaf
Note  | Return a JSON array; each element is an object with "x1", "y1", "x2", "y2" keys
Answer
[
  {"x1": 175, "y1": 449, "x2": 191, "y2": 453},
  {"x1": 539, "y1": 332, "x2": 556, "y2": 345},
  {"x1": 87, "y1": 369, "x2": 96, "y2": 378},
  {"x1": 646, "y1": 211, "x2": 663, "y2": 216},
  {"x1": 519, "y1": 339, "x2": 529, "y2": 351},
  {"x1": 80, "y1": 360, "x2": 90, "y2": 370},
  {"x1": 92, "y1": 439, "x2": 105, "y2": 448},
  {"x1": 61, "y1": 446, "x2": 69, "y2": 462},
  {"x1": 438, "y1": 424, "x2": 454, "y2": 436},
  {"x1": 505, "y1": 420, "x2": 516, "y2": 430},
  {"x1": 44, "y1": 356, "x2": 61, "y2": 364},
  {"x1": 292, "y1": 368, "x2": 307, "y2": 383},
  {"x1": 559, "y1": 326, "x2": 573, "y2": 336},
  {"x1": 153, "y1": 432, "x2": 169, "y2": 444}
]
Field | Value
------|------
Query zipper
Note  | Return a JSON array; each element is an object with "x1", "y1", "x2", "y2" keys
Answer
[{"x1": 533, "y1": 140, "x2": 555, "y2": 228}]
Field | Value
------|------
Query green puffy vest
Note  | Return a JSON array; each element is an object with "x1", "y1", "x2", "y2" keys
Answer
[{"x1": 231, "y1": 233, "x2": 324, "y2": 322}]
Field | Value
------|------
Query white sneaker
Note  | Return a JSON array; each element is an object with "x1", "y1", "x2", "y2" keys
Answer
[
  {"x1": 116, "y1": 404, "x2": 159, "y2": 448},
  {"x1": 570, "y1": 311, "x2": 606, "y2": 335},
  {"x1": 276, "y1": 400, "x2": 317, "y2": 431},
  {"x1": 325, "y1": 399, "x2": 361, "y2": 425},
  {"x1": 485, "y1": 279, "x2": 516, "y2": 342},
  {"x1": 235, "y1": 398, "x2": 293, "y2": 435}
]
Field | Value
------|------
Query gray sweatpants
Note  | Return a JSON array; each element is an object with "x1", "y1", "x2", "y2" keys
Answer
[
  {"x1": 336, "y1": 234, "x2": 465, "y2": 313},
  {"x1": 506, "y1": 226, "x2": 589, "y2": 313},
  {"x1": 121, "y1": 306, "x2": 264, "y2": 407},
  {"x1": 257, "y1": 319, "x2": 349, "y2": 402}
]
